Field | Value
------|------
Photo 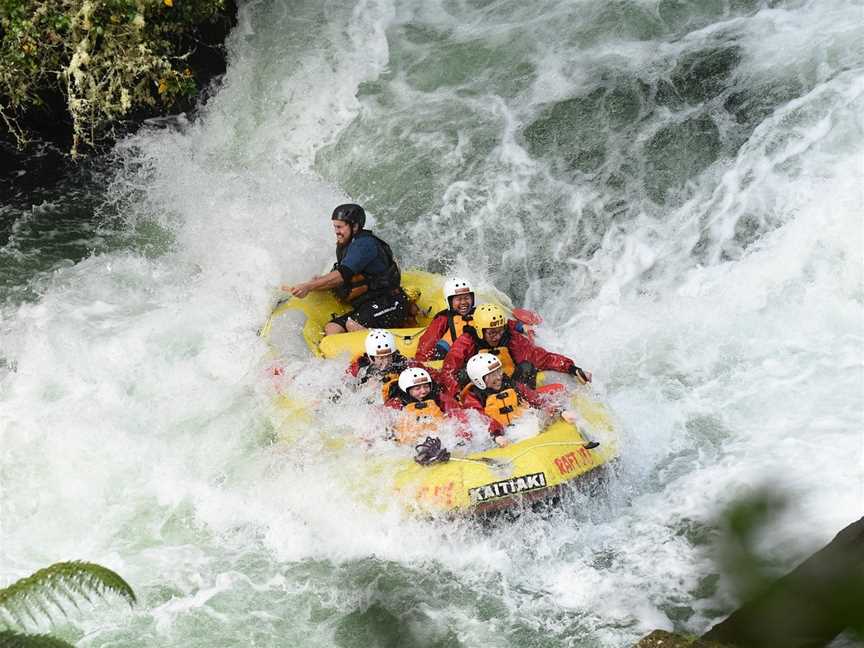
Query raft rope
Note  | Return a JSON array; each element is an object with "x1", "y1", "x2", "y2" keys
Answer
[{"x1": 449, "y1": 439, "x2": 600, "y2": 468}]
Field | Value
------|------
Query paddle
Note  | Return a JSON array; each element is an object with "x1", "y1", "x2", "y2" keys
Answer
[{"x1": 512, "y1": 308, "x2": 543, "y2": 326}]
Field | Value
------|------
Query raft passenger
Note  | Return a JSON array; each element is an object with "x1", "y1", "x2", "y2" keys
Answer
[
  {"x1": 347, "y1": 330, "x2": 411, "y2": 401},
  {"x1": 385, "y1": 367, "x2": 462, "y2": 445},
  {"x1": 440, "y1": 303, "x2": 591, "y2": 396},
  {"x1": 415, "y1": 277, "x2": 476, "y2": 361},
  {"x1": 282, "y1": 204, "x2": 408, "y2": 336},
  {"x1": 461, "y1": 353, "x2": 575, "y2": 447}
]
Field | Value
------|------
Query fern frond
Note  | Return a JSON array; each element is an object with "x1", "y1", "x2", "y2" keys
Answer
[
  {"x1": 0, "y1": 596, "x2": 40, "y2": 633},
  {"x1": 0, "y1": 629, "x2": 75, "y2": 648},
  {"x1": 35, "y1": 589, "x2": 69, "y2": 624},
  {"x1": 19, "y1": 595, "x2": 53, "y2": 630},
  {"x1": 0, "y1": 561, "x2": 136, "y2": 630}
]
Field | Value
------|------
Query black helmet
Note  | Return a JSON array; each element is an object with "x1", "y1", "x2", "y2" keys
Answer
[{"x1": 331, "y1": 204, "x2": 366, "y2": 229}]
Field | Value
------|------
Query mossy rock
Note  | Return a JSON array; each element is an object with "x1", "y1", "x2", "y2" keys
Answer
[{"x1": 634, "y1": 630, "x2": 735, "y2": 648}]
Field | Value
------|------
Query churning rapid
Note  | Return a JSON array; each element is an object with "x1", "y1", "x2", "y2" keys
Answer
[{"x1": 1, "y1": 0, "x2": 862, "y2": 645}]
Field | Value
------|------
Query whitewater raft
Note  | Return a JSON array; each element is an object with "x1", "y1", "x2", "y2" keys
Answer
[{"x1": 262, "y1": 270, "x2": 618, "y2": 514}]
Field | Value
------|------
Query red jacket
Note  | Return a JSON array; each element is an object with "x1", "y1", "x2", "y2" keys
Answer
[
  {"x1": 440, "y1": 320, "x2": 576, "y2": 395},
  {"x1": 414, "y1": 313, "x2": 452, "y2": 361},
  {"x1": 460, "y1": 379, "x2": 550, "y2": 436}
]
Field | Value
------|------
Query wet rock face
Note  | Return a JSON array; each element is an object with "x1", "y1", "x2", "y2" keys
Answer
[{"x1": 634, "y1": 629, "x2": 731, "y2": 648}]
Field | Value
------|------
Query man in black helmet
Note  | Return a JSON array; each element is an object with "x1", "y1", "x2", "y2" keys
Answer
[{"x1": 282, "y1": 204, "x2": 409, "y2": 336}]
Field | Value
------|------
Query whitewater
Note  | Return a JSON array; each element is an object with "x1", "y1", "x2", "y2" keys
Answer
[{"x1": 1, "y1": 0, "x2": 862, "y2": 646}]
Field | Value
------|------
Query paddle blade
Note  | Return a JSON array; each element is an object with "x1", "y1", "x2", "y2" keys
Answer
[
  {"x1": 512, "y1": 308, "x2": 543, "y2": 325},
  {"x1": 536, "y1": 383, "x2": 566, "y2": 395}
]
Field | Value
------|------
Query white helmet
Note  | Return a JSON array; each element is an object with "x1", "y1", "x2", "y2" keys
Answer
[
  {"x1": 398, "y1": 367, "x2": 432, "y2": 394},
  {"x1": 466, "y1": 353, "x2": 502, "y2": 389},
  {"x1": 443, "y1": 277, "x2": 474, "y2": 302},
  {"x1": 364, "y1": 329, "x2": 396, "y2": 357}
]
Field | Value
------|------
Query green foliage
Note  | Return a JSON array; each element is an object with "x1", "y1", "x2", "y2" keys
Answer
[
  {"x1": 0, "y1": 629, "x2": 76, "y2": 648},
  {"x1": 0, "y1": 0, "x2": 226, "y2": 155},
  {"x1": 716, "y1": 487, "x2": 788, "y2": 601},
  {"x1": 0, "y1": 561, "x2": 136, "y2": 636}
]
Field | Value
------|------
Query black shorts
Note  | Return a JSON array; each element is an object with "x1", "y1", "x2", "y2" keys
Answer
[{"x1": 330, "y1": 289, "x2": 409, "y2": 329}]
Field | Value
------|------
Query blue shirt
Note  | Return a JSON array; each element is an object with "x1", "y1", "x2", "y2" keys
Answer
[{"x1": 339, "y1": 231, "x2": 389, "y2": 276}]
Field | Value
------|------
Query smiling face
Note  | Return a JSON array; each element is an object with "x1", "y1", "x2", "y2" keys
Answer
[
  {"x1": 483, "y1": 367, "x2": 504, "y2": 391},
  {"x1": 408, "y1": 382, "x2": 431, "y2": 400},
  {"x1": 333, "y1": 219, "x2": 355, "y2": 246},
  {"x1": 482, "y1": 325, "x2": 506, "y2": 346},
  {"x1": 449, "y1": 293, "x2": 474, "y2": 316}
]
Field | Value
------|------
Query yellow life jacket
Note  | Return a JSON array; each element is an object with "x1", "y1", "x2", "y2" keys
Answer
[
  {"x1": 482, "y1": 387, "x2": 524, "y2": 427},
  {"x1": 393, "y1": 399, "x2": 444, "y2": 444}
]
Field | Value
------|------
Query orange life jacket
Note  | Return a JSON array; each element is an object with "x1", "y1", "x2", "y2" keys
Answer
[
  {"x1": 393, "y1": 398, "x2": 445, "y2": 444},
  {"x1": 481, "y1": 387, "x2": 524, "y2": 427},
  {"x1": 440, "y1": 310, "x2": 473, "y2": 346}
]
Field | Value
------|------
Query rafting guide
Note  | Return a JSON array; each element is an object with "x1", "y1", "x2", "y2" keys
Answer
[{"x1": 282, "y1": 204, "x2": 409, "y2": 336}]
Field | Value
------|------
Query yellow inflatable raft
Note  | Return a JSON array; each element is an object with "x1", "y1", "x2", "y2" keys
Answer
[{"x1": 263, "y1": 270, "x2": 619, "y2": 515}]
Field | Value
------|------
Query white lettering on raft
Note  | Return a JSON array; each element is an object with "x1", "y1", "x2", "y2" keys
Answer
[{"x1": 468, "y1": 472, "x2": 547, "y2": 503}]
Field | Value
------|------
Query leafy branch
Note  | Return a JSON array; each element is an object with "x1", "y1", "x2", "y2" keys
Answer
[{"x1": 0, "y1": 0, "x2": 227, "y2": 156}]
